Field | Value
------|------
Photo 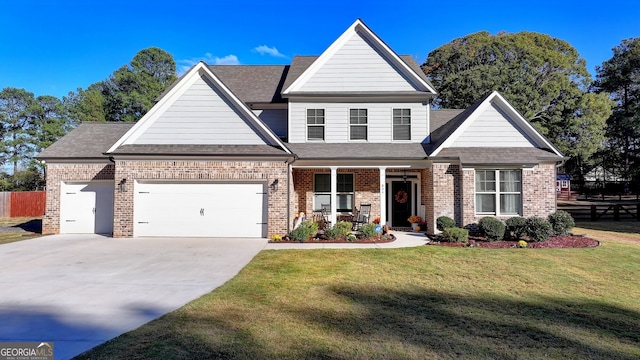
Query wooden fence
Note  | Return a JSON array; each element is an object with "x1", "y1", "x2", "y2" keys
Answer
[
  {"x1": 0, "y1": 191, "x2": 46, "y2": 217},
  {"x1": 559, "y1": 203, "x2": 640, "y2": 221}
]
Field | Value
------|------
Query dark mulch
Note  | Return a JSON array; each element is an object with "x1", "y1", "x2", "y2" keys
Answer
[
  {"x1": 428, "y1": 234, "x2": 600, "y2": 249},
  {"x1": 270, "y1": 233, "x2": 396, "y2": 244}
]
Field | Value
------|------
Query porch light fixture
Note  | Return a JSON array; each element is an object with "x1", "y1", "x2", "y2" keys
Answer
[
  {"x1": 269, "y1": 179, "x2": 279, "y2": 192},
  {"x1": 118, "y1": 178, "x2": 127, "y2": 193},
  {"x1": 402, "y1": 170, "x2": 408, "y2": 183}
]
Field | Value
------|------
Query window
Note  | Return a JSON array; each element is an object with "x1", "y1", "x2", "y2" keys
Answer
[
  {"x1": 475, "y1": 170, "x2": 521, "y2": 215},
  {"x1": 350, "y1": 109, "x2": 367, "y2": 140},
  {"x1": 393, "y1": 108, "x2": 411, "y2": 140},
  {"x1": 314, "y1": 173, "x2": 354, "y2": 212},
  {"x1": 307, "y1": 109, "x2": 325, "y2": 141}
]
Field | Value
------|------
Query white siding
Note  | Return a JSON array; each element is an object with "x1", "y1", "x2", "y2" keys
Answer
[
  {"x1": 253, "y1": 109, "x2": 287, "y2": 137},
  {"x1": 450, "y1": 102, "x2": 536, "y2": 147},
  {"x1": 133, "y1": 75, "x2": 268, "y2": 145},
  {"x1": 297, "y1": 32, "x2": 418, "y2": 92},
  {"x1": 288, "y1": 102, "x2": 428, "y2": 143}
]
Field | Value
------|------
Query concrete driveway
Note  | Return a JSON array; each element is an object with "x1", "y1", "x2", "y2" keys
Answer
[{"x1": 0, "y1": 234, "x2": 267, "y2": 360}]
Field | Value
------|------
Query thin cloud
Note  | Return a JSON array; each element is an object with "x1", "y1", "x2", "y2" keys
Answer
[
  {"x1": 177, "y1": 53, "x2": 240, "y2": 74},
  {"x1": 253, "y1": 45, "x2": 287, "y2": 58}
]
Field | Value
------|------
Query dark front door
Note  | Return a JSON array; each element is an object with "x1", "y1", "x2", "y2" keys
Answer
[{"x1": 391, "y1": 181, "x2": 412, "y2": 227}]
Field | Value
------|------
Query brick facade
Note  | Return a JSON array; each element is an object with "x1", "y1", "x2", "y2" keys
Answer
[
  {"x1": 113, "y1": 160, "x2": 289, "y2": 238},
  {"x1": 43, "y1": 163, "x2": 115, "y2": 234},
  {"x1": 425, "y1": 162, "x2": 558, "y2": 231},
  {"x1": 291, "y1": 168, "x2": 381, "y2": 226}
]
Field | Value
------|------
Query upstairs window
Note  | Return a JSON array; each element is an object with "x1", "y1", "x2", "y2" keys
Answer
[
  {"x1": 307, "y1": 109, "x2": 325, "y2": 141},
  {"x1": 349, "y1": 109, "x2": 368, "y2": 140},
  {"x1": 393, "y1": 108, "x2": 411, "y2": 140},
  {"x1": 475, "y1": 170, "x2": 522, "y2": 215}
]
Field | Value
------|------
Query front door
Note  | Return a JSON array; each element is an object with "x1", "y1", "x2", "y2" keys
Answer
[{"x1": 391, "y1": 181, "x2": 412, "y2": 227}]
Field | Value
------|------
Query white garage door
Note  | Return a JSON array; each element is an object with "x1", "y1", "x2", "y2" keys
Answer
[
  {"x1": 134, "y1": 182, "x2": 267, "y2": 237},
  {"x1": 60, "y1": 181, "x2": 114, "y2": 234}
]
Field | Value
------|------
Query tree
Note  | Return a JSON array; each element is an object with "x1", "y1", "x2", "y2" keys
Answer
[
  {"x1": 101, "y1": 47, "x2": 177, "y2": 122},
  {"x1": 422, "y1": 31, "x2": 612, "y2": 178},
  {"x1": 0, "y1": 87, "x2": 37, "y2": 174},
  {"x1": 64, "y1": 83, "x2": 106, "y2": 124},
  {"x1": 594, "y1": 37, "x2": 640, "y2": 181}
]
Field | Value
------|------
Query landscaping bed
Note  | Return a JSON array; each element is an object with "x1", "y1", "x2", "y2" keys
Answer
[
  {"x1": 270, "y1": 233, "x2": 396, "y2": 243},
  {"x1": 428, "y1": 234, "x2": 599, "y2": 248}
]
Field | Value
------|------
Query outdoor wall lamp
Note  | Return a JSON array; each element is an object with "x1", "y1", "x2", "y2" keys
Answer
[
  {"x1": 118, "y1": 178, "x2": 127, "y2": 193},
  {"x1": 269, "y1": 179, "x2": 279, "y2": 192}
]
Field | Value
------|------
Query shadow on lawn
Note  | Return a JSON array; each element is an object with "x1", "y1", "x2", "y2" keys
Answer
[
  {"x1": 280, "y1": 286, "x2": 640, "y2": 359},
  {"x1": 77, "y1": 287, "x2": 640, "y2": 359}
]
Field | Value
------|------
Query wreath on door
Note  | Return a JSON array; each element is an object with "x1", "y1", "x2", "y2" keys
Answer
[{"x1": 394, "y1": 190, "x2": 408, "y2": 204}]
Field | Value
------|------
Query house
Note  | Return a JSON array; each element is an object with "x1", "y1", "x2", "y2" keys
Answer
[{"x1": 37, "y1": 19, "x2": 564, "y2": 238}]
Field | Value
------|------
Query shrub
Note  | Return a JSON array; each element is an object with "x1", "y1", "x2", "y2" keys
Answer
[
  {"x1": 441, "y1": 227, "x2": 469, "y2": 243},
  {"x1": 505, "y1": 216, "x2": 527, "y2": 240},
  {"x1": 359, "y1": 223, "x2": 378, "y2": 238},
  {"x1": 289, "y1": 220, "x2": 318, "y2": 242},
  {"x1": 324, "y1": 221, "x2": 352, "y2": 240},
  {"x1": 478, "y1": 217, "x2": 505, "y2": 241},
  {"x1": 436, "y1": 216, "x2": 456, "y2": 231},
  {"x1": 525, "y1": 216, "x2": 553, "y2": 242},
  {"x1": 548, "y1": 210, "x2": 575, "y2": 235}
]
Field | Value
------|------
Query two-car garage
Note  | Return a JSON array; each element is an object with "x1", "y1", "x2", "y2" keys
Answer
[{"x1": 59, "y1": 180, "x2": 268, "y2": 238}]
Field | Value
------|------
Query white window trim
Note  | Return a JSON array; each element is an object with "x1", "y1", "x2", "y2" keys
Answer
[
  {"x1": 474, "y1": 169, "x2": 522, "y2": 216},
  {"x1": 313, "y1": 173, "x2": 354, "y2": 212},
  {"x1": 392, "y1": 108, "x2": 411, "y2": 142},
  {"x1": 306, "y1": 108, "x2": 325, "y2": 142},
  {"x1": 349, "y1": 108, "x2": 368, "y2": 142}
]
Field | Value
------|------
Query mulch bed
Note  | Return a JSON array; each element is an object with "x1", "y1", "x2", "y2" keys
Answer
[
  {"x1": 429, "y1": 234, "x2": 600, "y2": 249},
  {"x1": 270, "y1": 233, "x2": 396, "y2": 244}
]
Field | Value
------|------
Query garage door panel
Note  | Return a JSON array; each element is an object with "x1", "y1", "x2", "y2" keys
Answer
[
  {"x1": 60, "y1": 181, "x2": 114, "y2": 234},
  {"x1": 134, "y1": 182, "x2": 266, "y2": 237}
]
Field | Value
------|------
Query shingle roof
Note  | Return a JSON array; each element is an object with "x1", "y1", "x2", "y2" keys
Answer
[
  {"x1": 285, "y1": 143, "x2": 428, "y2": 160},
  {"x1": 430, "y1": 109, "x2": 464, "y2": 133},
  {"x1": 209, "y1": 65, "x2": 289, "y2": 104},
  {"x1": 36, "y1": 122, "x2": 135, "y2": 159},
  {"x1": 433, "y1": 147, "x2": 564, "y2": 165},
  {"x1": 109, "y1": 144, "x2": 290, "y2": 156}
]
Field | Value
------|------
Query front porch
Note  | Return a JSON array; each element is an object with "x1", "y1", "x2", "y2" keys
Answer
[{"x1": 290, "y1": 166, "x2": 428, "y2": 231}]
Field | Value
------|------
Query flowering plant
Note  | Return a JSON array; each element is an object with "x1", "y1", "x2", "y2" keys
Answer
[
  {"x1": 272, "y1": 234, "x2": 282, "y2": 242},
  {"x1": 373, "y1": 216, "x2": 380, "y2": 224},
  {"x1": 407, "y1": 215, "x2": 422, "y2": 223},
  {"x1": 518, "y1": 240, "x2": 528, "y2": 248}
]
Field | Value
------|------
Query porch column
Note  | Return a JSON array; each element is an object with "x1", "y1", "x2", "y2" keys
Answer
[
  {"x1": 330, "y1": 166, "x2": 338, "y2": 226},
  {"x1": 379, "y1": 167, "x2": 387, "y2": 226}
]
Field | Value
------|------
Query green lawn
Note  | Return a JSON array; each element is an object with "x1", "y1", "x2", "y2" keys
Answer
[
  {"x1": 0, "y1": 217, "x2": 41, "y2": 245},
  {"x1": 77, "y1": 226, "x2": 640, "y2": 359}
]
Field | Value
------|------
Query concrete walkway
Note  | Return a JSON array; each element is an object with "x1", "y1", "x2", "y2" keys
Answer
[
  {"x1": 0, "y1": 234, "x2": 267, "y2": 360},
  {"x1": 264, "y1": 231, "x2": 429, "y2": 249}
]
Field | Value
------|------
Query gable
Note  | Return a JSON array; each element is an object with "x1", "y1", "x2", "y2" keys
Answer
[
  {"x1": 108, "y1": 63, "x2": 290, "y2": 153},
  {"x1": 430, "y1": 91, "x2": 563, "y2": 157},
  {"x1": 134, "y1": 75, "x2": 268, "y2": 145},
  {"x1": 283, "y1": 19, "x2": 436, "y2": 95},
  {"x1": 293, "y1": 32, "x2": 418, "y2": 92},
  {"x1": 448, "y1": 102, "x2": 536, "y2": 148}
]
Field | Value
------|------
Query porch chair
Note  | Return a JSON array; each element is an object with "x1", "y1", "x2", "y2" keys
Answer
[
  {"x1": 320, "y1": 204, "x2": 332, "y2": 229},
  {"x1": 353, "y1": 203, "x2": 371, "y2": 230}
]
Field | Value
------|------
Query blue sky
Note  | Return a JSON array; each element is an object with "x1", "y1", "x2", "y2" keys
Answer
[{"x1": 1, "y1": 0, "x2": 638, "y2": 99}]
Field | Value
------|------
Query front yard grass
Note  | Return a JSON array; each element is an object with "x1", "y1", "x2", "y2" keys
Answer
[
  {"x1": 0, "y1": 217, "x2": 41, "y2": 245},
  {"x1": 77, "y1": 226, "x2": 640, "y2": 359}
]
